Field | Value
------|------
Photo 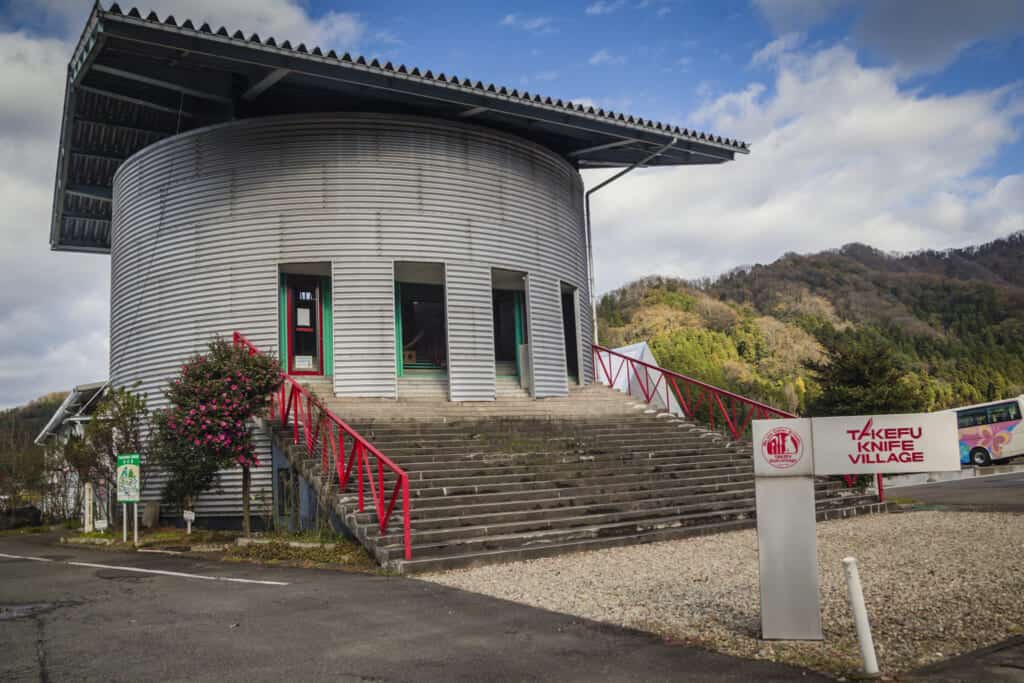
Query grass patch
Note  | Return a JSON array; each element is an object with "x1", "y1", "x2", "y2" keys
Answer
[
  {"x1": 224, "y1": 539, "x2": 379, "y2": 572},
  {"x1": 136, "y1": 527, "x2": 239, "y2": 548},
  {"x1": 77, "y1": 530, "x2": 117, "y2": 539},
  {"x1": 886, "y1": 496, "x2": 923, "y2": 505},
  {"x1": 264, "y1": 528, "x2": 348, "y2": 544},
  {"x1": 0, "y1": 525, "x2": 50, "y2": 537}
]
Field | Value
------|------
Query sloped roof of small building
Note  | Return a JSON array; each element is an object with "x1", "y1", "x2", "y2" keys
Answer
[
  {"x1": 51, "y1": 2, "x2": 750, "y2": 253},
  {"x1": 34, "y1": 381, "x2": 109, "y2": 445}
]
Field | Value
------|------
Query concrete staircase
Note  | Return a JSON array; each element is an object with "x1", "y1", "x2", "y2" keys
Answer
[{"x1": 272, "y1": 383, "x2": 885, "y2": 573}]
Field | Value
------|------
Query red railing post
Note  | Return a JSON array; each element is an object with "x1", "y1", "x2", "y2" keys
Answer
[
  {"x1": 402, "y1": 475, "x2": 411, "y2": 561},
  {"x1": 232, "y1": 331, "x2": 413, "y2": 561},
  {"x1": 357, "y1": 443, "x2": 365, "y2": 512},
  {"x1": 876, "y1": 473, "x2": 885, "y2": 503}
]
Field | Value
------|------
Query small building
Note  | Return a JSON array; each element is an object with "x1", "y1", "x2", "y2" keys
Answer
[
  {"x1": 47, "y1": 4, "x2": 747, "y2": 523},
  {"x1": 34, "y1": 381, "x2": 110, "y2": 523}
]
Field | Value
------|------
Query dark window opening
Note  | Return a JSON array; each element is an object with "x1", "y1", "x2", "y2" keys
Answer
[
  {"x1": 398, "y1": 282, "x2": 447, "y2": 371},
  {"x1": 561, "y1": 288, "x2": 579, "y2": 381}
]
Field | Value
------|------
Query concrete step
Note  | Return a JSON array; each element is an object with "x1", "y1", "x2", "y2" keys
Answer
[
  {"x1": 391, "y1": 499, "x2": 887, "y2": 573},
  {"x1": 264, "y1": 381, "x2": 887, "y2": 573}
]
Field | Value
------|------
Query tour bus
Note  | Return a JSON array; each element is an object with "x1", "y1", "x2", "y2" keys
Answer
[{"x1": 955, "y1": 396, "x2": 1024, "y2": 466}]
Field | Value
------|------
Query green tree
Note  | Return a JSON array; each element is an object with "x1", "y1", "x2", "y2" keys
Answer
[
  {"x1": 83, "y1": 385, "x2": 148, "y2": 484},
  {"x1": 152, "y1": 338, "x2": 281, "y2": 535},
  {"x1": 805, "y1": 330, "x2": 930, "y2": 417}
]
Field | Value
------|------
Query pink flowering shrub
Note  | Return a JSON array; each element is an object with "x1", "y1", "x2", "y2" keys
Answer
[{"x1": 152, "y1": 338, "x2": 281, "y2": 513}]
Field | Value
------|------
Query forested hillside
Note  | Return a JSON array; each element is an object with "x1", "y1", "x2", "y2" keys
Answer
[
  {"x1": 597, "y1": 231, "x2": 1024, "y2": 414},
  {"x1": 0, "y1": 393, "x2": 66, "y2": 512}
]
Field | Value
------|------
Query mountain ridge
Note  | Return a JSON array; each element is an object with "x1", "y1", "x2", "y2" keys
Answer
[{"x1": 597, "y1": 231, "x2": 1024, "y2": 414}]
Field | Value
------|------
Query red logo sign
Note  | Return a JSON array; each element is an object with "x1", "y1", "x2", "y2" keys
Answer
[{"x1": 761, "y1": 427, "x2": 804, "y2": 469}]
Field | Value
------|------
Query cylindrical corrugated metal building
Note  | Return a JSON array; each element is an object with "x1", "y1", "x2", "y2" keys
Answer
[
  {"x1": 111, "y1": 113, "x2": 592, "y2": 406},
  {"x1": 48, "y1": 5, "x2": 748, "y2": 521}
]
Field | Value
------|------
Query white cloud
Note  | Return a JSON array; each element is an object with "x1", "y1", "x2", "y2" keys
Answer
[
  {"x1": 589, "y1": 49, "x2": 626, "y2": 66},
  {"x1": 752, "y1": 0, "x2": 848, "y2": 34},
  {"x1": 3, "y1": 0, "x2": 366, "y2": 50},
  {"x1": 586, "y1": 1, "x2": 626, "y2": 16},
  {"x1": 754, "y1": 0, "x2": 1024, "y2": 75},
  {"x1": 657, "y1": 7, "x2": 671, "y2": 16},
  {"x1": 0, "y1": 0, "x2": 377, "y2": 407},
  {"x1": 500, "y1": 13, "x2": 556, "y2": 34},
  {"x1": 0, "y1": 29, "x2": 110, "y2": 408},
  {"x1": 586, "y1": 44, "x2": 1024, "y2": 294},
  {"x1": 750, "y1": 32, "x2": 804, "y2": 66}
]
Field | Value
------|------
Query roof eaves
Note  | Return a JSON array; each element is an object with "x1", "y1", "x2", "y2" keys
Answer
[{"x1": 99, "y1": 2, "x2": 750, "y2": 154}]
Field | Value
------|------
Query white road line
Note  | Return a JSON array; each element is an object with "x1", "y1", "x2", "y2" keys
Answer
[
  {"x1": 0, "y1": 552, "x2": 288, "y2": 586},
  {"x1": 137, "y1": 548, "x2": 183, "y2": 555},
  {"x1": 67, "y1": 561, "x2": 290, "y2": 586},
  {"x1": 0, "y1": 552, "x2": 54, "y2": 562}
]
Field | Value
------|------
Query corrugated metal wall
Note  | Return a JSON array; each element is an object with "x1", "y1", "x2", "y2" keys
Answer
[
  {"x1": 446, "y1": 263, "x2": 496, "y2": 401},
  {"x1": 110, "y1": 113, "x2": 592, "y2": 514}
]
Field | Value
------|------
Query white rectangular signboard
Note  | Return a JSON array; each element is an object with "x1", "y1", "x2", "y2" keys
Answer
[{"x1": 812, "y1": 412, "x2": 959, "y2": 475}]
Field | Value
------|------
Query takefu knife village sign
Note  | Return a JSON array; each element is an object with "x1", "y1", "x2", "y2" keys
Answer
[{"x1": 752, "y1": 412, "x2": 959, "y2": 640}]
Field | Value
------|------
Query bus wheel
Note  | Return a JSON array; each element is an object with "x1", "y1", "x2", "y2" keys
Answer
[{"x1": 971, "y1": 448, "x2": 992, "y2": 467}]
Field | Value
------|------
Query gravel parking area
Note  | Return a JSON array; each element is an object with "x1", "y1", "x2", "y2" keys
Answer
[{"x1": 423, "y1": 511, "x2": 1024, "y2": 677}]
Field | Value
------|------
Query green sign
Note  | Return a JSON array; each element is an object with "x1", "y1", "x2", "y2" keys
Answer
[{"x1": 116, "y1": 454, "x2": 141, "y2": 503}]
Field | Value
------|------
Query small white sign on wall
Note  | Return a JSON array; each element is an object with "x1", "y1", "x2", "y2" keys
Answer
[
  {"x1": 294, "y1": 355, "x2": 313, "y2": 370},
  {"x1": 296, "y1": 307, "x2": 311, "y2": 327}
]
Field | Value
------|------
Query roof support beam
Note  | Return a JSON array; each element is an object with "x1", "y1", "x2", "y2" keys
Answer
[
  {"x1": 61, "y1": 210, "x2": 111, "y2": 222},
  {"x1": 91, "y1": 64, "x2": 233, "y2": 104},
  {"x1": 242, "y1": 68, "x2": 289, "y2": 101},
  {"x1": 65, "y1": 184, "x2": 113, "y2": 201},
  {"x1": 568, "y1": 139, "x2": 636, "y2": 158},
  {"x1": 457, "y1": 106, "x2": 489, "y2": 119},
  {"x1": 77, "y1": 84, "x2": 199, "y2": 118},
  {"x1": 71, "y1": 149, "x2": 128, "y2": 163}
]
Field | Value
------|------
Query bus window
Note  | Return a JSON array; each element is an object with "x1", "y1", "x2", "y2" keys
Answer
[
  {"x1": 988, "y1": 402, "x2": 1021, "y2": 424},
  {"x1": 957, "y1": 407, "x2": 988, "y2": 428}
]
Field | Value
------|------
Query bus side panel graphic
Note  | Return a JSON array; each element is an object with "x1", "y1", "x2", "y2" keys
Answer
[{"x1": 958, "y1": 420, "x2": 1022, "y2": 464}]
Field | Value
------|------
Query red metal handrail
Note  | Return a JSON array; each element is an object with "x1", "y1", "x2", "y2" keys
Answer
[
  {"x1": 592, "y1": 344, "x2": 884, "y2": 502},
  {"x1": 233, "y1": 332, "x2": 411, "y2": 560},
  {"x1": 593, "y1": 343, "x2": 795, "y2": 439}
]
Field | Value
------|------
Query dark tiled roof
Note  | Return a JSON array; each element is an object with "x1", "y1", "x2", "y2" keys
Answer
[
  {"x1": 97, "y1": 3, "x2": 748, "y2": 153},
  {"x1": 51, "y1": 3, "x2": 749, "y2": 253}
]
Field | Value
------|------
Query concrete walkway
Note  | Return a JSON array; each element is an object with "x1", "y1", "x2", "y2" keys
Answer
[
  {"x1": 892, "y1": 472, "x2": 1024, "y2": 512},
  {"x1": 906, "y1": 635, "x2": 1024, "y2": 682},
  {"x1": 0, "y1": 532, "x2": 826, "y2": 682}
]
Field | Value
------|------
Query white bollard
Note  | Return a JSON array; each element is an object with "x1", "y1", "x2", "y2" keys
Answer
[
  {"x1": 83, "y1": 483, "x2": 94, "y2": 533},
  {"x1": 842, "y1": 556, "x2": 880, "y2": 677}
]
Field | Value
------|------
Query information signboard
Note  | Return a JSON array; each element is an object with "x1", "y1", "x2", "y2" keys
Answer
[
  {"x1": 813, "y1": 412, "x2": 959, "y2": 475},
  {"x1": 753, "y1": 411, "x2": 960, "y2": 641},
  {"x1": 116, "y1": 453, "x2": 141, "y2": 504}
]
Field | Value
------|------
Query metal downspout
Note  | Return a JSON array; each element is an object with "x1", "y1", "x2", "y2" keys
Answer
[{"x1": 583, "y1": 137, "x2": 678, "y2": 345}]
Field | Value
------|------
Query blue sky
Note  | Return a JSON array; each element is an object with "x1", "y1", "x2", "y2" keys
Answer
[{"x1": 0, "y1": 0, "x2": 1022, "y2": 407}]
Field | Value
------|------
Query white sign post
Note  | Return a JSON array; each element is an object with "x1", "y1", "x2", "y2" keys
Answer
[
  {"x1": 183, "y1": 510, "x2": 195, "y2": 535},
  {"x1": 753, "y1": 418, "x2": 821, "y2": 639},
  {"x1": 753, "y1": 411, "x2": 959, "y2": 641}
]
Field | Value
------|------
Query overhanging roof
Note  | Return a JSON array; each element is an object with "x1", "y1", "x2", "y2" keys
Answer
[
  {"x1": 51, "y1": 3, "x2": 750, "y2": 253},
  {"x1": 34, "y1": 381, "x2": 109, "y2": 445}
]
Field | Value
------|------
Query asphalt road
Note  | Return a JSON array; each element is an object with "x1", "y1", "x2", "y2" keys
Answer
[
  {"x1": 894, "y1": 471, "x2": 1024, "y2": 512},
  {"x1": 0, "y1": 532, "x2": 827, "y2": 683}
]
